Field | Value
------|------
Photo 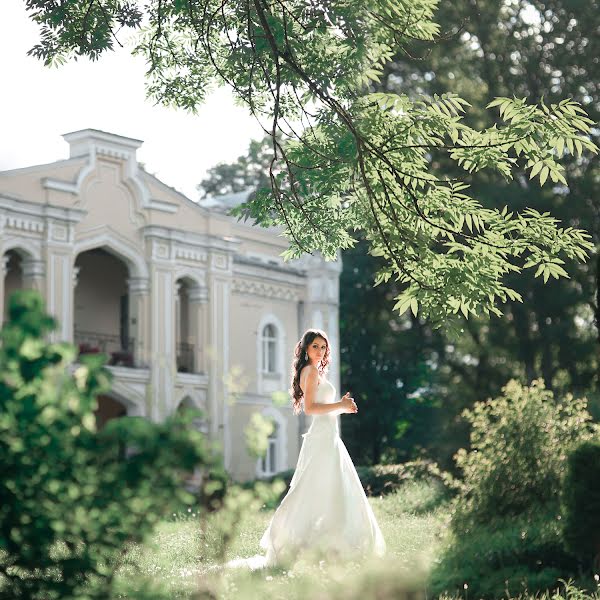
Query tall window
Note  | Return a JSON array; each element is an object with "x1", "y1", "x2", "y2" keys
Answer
[
  {"x1": 261, "y1": 323, "x2": 277, "y2": 374},
  {"x1": 260, "y1": 422, "x2": 279, "y2": 476}
]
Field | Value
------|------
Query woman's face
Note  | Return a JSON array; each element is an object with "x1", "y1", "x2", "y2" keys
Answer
[{"x1": 307, "y1": 336, "x2": 327, "y2": 365}]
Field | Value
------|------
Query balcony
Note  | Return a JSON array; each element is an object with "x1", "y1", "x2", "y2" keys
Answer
[
  {"x1": 74, "y1": 329, "x2": 136, "y2": 368},
  {"x1": 176, "y1": 342, "x2": 195, "y2": 373}
]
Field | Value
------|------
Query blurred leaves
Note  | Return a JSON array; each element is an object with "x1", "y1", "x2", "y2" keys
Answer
[
  {"x1": 244, "y1": 412, "x2": 275, "y2": 459},
  {"x1": 0, "y1": 290, "x2": 213, "y2": 599}
]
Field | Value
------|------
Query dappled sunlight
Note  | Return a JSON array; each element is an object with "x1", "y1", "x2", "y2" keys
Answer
[{"x1": 112, "y1": 481, "x2": 448, "y2": 598}]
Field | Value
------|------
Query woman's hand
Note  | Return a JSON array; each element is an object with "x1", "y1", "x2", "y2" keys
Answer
[{"x1": 340, "y1": 392, "x2": 358, "y2": 414}]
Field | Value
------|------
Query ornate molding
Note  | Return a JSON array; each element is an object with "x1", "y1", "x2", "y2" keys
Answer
[
  {"x1": 211, "y1": 252, "x2": 229, "y2": 271},
  {"x1": 152, "y1": 240, "x2": 170, "y2": 261},
  {"x1": 232, "y1": 278, "x2": 301, "y2": 302},
  {"x1": 127, "y1": 276, "x2": 150, "y2": 295},
  {"x1": 4, "y1": 214, "x2": 44, "y2": 233},
  {"x1": 175, "y1": 246, "x2": 207, "y2": 263}
]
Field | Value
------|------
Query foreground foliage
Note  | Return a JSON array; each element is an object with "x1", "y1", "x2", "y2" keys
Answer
[{"x1": 0, "y1": 291, "x2": 211, "y2": 599}]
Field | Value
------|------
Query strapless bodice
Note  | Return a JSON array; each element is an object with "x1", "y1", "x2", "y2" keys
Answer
[
  {"x1": 315, "y1": 378, "x2": 336, "y2": 404},
  {"x1": 304, "y1": 378, "x2": 339, "y2": 437}
]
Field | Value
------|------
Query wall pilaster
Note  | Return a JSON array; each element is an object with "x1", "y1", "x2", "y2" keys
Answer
[{"x1": 207, "y1": 246, "x2": 235, "y2": 471}]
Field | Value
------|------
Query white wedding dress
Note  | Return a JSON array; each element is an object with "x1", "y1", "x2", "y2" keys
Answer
[{"x1": 255, "y1": 376, "x2": 387, "y2": 567}]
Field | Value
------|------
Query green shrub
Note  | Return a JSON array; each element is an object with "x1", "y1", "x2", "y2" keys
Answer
[
  {"x1": 432, "y1": 379, "x2": 599, "y2": 599},
  {"x1": 452, "y1": 379, "x2": 599, "y2": 533},
  {"x1": 241, "y1": 458, "x2": 456, "y2": 514},
  {"x1": 561, "y1": 439, "x2": 600, "y2": 569},
  {"x1": 356, "y1": 459, "x2": 458, "y2": 498},
  {"x1": 431, "y1": 505, "x2": 578, "y2": 599},
  {"x1": 0, "y1": 290, "x2": 214, "y2": 599}
]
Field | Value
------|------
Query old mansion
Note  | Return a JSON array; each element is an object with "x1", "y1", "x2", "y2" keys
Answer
[{"x1": 0, "y1": 129, "x2": 342, "y2": 481}]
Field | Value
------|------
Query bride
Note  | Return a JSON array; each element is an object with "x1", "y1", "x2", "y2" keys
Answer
[{"x1": 256, "y1": 328, "x2": 387, "y2": 567}]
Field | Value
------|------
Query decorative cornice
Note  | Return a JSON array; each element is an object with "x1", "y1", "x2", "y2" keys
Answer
[
  {"x1": 143, "y1": 225, "x2": 240, "y2": 253},
  {"x1": 234, "y1": 253, "x2": 307, "y2": 277},
  {"x1": 232, "y1": 278, "x2": 301, "y2": 302},
  {"x1": 0, "y1": 194, "x2": 85, "y2": 227},
  {"x1": 175, "y1": 246, "x2": 208, "y2": 263},
  {"x1": 3, "y1": 214, "x2": 44, "y2": 233},
  {"x1": 37, "y1": 130, "x2": 180, "y2": 215},
  {"x1": 233, "y1": 260, "x2": 306, "y2": 289}
]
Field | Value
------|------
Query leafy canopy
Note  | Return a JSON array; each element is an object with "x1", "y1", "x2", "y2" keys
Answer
[{"x1": 23, "y1": 0, "x2": 598, "y2": 325}]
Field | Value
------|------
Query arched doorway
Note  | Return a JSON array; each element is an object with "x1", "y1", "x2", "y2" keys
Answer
[
  {"x1": 2, "y1": 250, "x2": 23, "y2": 323},
  {"x1": 175, "y1": 278, "x2": 194, "y2": 372},
  {"x1": 94, "y1": 394, "x2": 127, "y2": 429},
  {"x1": 74, "y1": 248, "x2": 134, "y2": 366}
]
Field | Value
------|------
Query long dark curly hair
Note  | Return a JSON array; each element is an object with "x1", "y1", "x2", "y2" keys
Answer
[{"x1": 290, "y1": 329, "x2": 331, "y2": 415}]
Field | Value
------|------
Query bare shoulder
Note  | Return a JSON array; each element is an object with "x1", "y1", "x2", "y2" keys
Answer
[{"x1": 300, "y1": 365, "x2": 319, "y2": 388}]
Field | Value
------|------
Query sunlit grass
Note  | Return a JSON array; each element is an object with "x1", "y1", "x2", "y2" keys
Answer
[{"x1": 113, "y1": 479, "x2": 450, "y2": 598}]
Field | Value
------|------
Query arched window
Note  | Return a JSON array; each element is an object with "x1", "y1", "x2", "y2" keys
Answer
[
  {"x1": 256, "y1": 315, "x2": 286, "y2": 395},
  {"x1": 255, "y1": 408, "x2": 287, "y2": 478},
  {"x1": 261, "y1": 323, "x2": 278, "y2": 374},
  {"x1": 260, "y1": 421, "x2": 279, "y2": 476}
]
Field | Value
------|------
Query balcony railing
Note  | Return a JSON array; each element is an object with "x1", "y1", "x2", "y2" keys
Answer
[
  {"x1": 177, "y1": 342, "x2": 195, "y2": 373},
  {"x1": 74, "y1": 329, "x2": 136, "y2": 368}
]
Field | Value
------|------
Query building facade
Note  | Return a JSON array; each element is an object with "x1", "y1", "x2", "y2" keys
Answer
[{"x1": 0, "y1": 129, "x2": 342, "y2": 482}]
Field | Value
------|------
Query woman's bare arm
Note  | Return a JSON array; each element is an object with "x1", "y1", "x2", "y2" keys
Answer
[{"x1": 302, "y1": 366, "x2": 345, "y2": 416}]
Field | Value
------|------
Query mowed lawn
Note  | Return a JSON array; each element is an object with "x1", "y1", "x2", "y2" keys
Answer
[{"x1": 113, "y1": 480, "x2": 451, "y2": 599}]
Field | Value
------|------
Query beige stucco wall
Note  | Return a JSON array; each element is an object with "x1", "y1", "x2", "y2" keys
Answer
[{"x1": 227, "y1": 402, "x2": 300, "y2": 482}]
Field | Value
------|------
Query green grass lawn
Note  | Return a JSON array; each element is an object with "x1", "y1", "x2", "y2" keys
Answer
[{"x1": 113, "y1": 479, "x2": 451, "y2": 599}]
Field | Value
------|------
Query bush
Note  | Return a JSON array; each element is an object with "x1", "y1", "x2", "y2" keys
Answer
[
  {"x1": 431, "y1": 379, "x2": 599, "y2": 599},
  {"x1": 356, "y1": 459, "x2": 458, "y2": 497},
  {"x1": 452, "y1": 379, "x2": 599, "y2": 533},
  {"x1": 561, "y1": 439, "x2": 600, "y2": 569},
  {"x1": 242, "y1": 458, "x2": 457, "y2": 513},
  {"x1": 0, "y1": 291, "x2": 214, "y2": 599},
  {"x1": 431, "y1": 505, "x2": 578, "y2": 599}
]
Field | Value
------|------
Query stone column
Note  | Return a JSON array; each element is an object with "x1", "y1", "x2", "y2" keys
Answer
[
  {"x1": 45, "y1": 219, "x2": 77, "y2": 344},
  {"x1": 149, "y1": 263, "x2": 176, "y2": 422},
  {"x1": 188, "y1": 284, "x2": 209, "y2": 374},
  {"x1": 21, "y1": 259, "x2": 45, "y2": 293},
  {"x1": 0, "y1": 254, "x2": 9, "y2": 325},
  {"x1": 175, "y1": 281, "x2": 182, "y2": 342},
  {"x1": 127, "y1": 276, "x2": 150, "y2": 368},
  {"x1": 47, "y1": 251, "x2": 76, "y2": 343},
  {"x1": 296, "y1": 251, "x2": 343, "y2": 436},
  {"x1": 206, "y1": 246, "x2": 235, "y2": 471}
]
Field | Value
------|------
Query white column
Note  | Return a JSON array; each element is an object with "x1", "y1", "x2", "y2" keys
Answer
[
  {"x1": 127, "y1": 276, "x2": 150, "y2": 368},
  {"x1": 298, "y1": 251, "x2": 343, "y2": 435},
  {"x1": 189, "y1": 284, "x2": 209, "y2": 374},
  {"x1": 47, "y1": 251, "x2": 75, "y2": 343},
  {"x1": 149, "y1": 265, "x2": 176, "y2": 422},
  {"x1": 0, "y1": 254, "x2": 9, "y2": 325},
  {"x1": 206, "y1": 248, "x2": 234, "y2": 472},
  {"x1": 174, "y1": 280, "x2": 182, "y2": 352},
  {"x1": 21, "y1": 259, "x2": 45, "y2": 293},
  {"x1": 46, "y1": 218, "x2": 77, "y2": 344}
]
